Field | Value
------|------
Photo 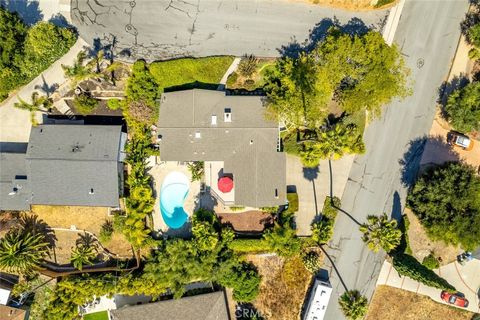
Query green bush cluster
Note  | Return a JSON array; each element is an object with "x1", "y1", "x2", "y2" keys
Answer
[
  {"x1": 0, "y1": 7, "x2": 76, "y2": 101},
  {"x1": 311, "y1": 197, "x2": 340, "y2": 245},
  {"x1": 422, "y1": 253, "x2": 440, "y2": 270},
  {"x1": 392, "y1": 253, "x2": 455, "y2": 291},
  {"x1": 99, "y1": 221, "x2": 114, "y2": 243},
  {"x1": 302, "y1": 251, "x2": 321, "y2": 273},
  {"x1": 228, "y1": 239, "x2": 271, "y2": 254},
  {"x1": 407, "y1": 162, "x2": 480, "y2": 250}
]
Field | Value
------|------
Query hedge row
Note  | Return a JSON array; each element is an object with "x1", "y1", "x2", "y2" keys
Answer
[{"x1": 392, "y1": 253, "x2": 455, "y2": 292}]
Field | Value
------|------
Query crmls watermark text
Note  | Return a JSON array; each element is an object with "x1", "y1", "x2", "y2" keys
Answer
[{"x1": 235, "y1": 309, "x2": 263, "y2": 319}]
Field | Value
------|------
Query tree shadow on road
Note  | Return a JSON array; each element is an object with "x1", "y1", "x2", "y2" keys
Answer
[
  {"x1": 0, "y1": 0, "x2": 43, "y2": 25},
  {"x1": 391, "y1": 191, "x2": 402, "y2": 222},
  {"x1": 437, "y1": 74, "x2": 469, "y2": 117},
  {"x1": 399, "y1": 136, "x2": 460, "y2": 189},
  {"x1": 303, "y1": 166, "x2": 319, "y2": 215},
  {"x1": 278, "y1": 17, "x2": 372, "y2": 58}
]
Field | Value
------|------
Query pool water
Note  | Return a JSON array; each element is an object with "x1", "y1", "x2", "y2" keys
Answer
[{"x1": 160, "y1": 172, "x2": 189, "y2": 229}]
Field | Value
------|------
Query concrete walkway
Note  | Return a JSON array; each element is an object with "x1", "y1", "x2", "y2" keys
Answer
[
  {"x1": 0, "y1": 38, "x2": 88, "y2": 144},
  {"x1": 218, "y1": 57, "x2": 241, "y2": 90},
  {"x1": 377, "y1": 260, "x2": 480, "y2": 313}
]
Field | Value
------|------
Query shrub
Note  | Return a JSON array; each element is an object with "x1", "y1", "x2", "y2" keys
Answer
[
  {"x1": 107, "y1": 99, "x2": 122, "y2": 110},
  {"x1": 422, "y1": 253, "x2": 440, "y2": 270},
  {"x1": 302, "y1": 251, "x2": 321, "y2": 273},
  {"x1": 226, "y1": 71, "x2": 238, "y2": 88},
  {"x1": 238, "y1": 54, "x2": 258, "y2": 78},
  {"x1": 311, "y1": 219, "x2": 334, "y2": 244},
  {"x1": 187, "y1": 161, "x2": 204, "y2": 182},
  {"x1": 229, "y1": 239, "x2": 271, "y2": 254},
  {"x1": 99, "y1": 221, "x2": 114, "y2": 243},
  {"x1": 286, "y1": 192, "x2": 299, "y2": 213},
  {"x1": 72, "y1": 93, "x2": 98, "y2": 115},
  {"x1": 229, "y1": 206, "x2": 246, "y2": 212},
  {"x1": 218, "y1": 262, "x2": 261, "y2": 302},
  {"x1": 264, "y1": 223, "x2": 301, "y2": 257},
  {"x1": 323, "y1": 196, "x2": 340, "y2": 219},
  {"x1": 392, "y1": 253, "x2": 455, "y2": 291},
  {"x1": 260, "y1": 206, "x2": 279, "y2": 214}
]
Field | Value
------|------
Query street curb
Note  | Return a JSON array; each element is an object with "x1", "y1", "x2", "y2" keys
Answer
[{"x1": 382, "y1": 0, "x2": 406, "y2": 45}]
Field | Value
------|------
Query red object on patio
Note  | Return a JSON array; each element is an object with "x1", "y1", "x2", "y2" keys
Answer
[{"x1": 218, "y1": 176, "x2": 234, "y2": 193}]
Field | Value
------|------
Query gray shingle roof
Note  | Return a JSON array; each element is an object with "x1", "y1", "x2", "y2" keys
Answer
[
  {"x1": 25, "y1": 125, "x2": 123, "y2": 207},
  {"x1": 0, "y1": 125, "x2": 124, "y2": 210},
  {"x1": 0, "y1": 153, "x2": 30, "y2": 211},
  {"x1": 110, "y1": 292, "x2": 229, "y2": 320},
  {"x1": 158, "y1": 89, "x2": 286, "y2": 207}
]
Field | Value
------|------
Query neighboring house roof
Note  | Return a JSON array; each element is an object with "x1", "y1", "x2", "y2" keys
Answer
[
  {"x1": 0, "y1": 125, "x2": 125, "y2": 210},
  {"x1": 26, "y1": 125, "x2": 124, "y2": 207},
  {"x1": 0, "y1": 305, "x2": 27, "y2": 320},
  {"x1": 0, "y1": 153, "x2": 31, "y2": 211},
  {"x1": 110, "y1": 292, "x2": 229, "y2": 320},
  {"x1": 158, "y1": 89, "x2": 286, "y2": 207}
]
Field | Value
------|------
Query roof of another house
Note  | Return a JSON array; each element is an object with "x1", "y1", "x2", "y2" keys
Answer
[
  {"x1": 26, "y1": 125, "x2": 123, "y2": 207},
  {"x1": 158, "y1": 89, "x2": 286, "y2": 207},
  {"x1": 110, "y1": 292, "x2": 229, "y2": 320},
  {"x1": 0, "y1": 153, "x2": 31, "y2": 210},
  {"x1": 0, "y1": 305, "x2": 26, "y2": 320}
]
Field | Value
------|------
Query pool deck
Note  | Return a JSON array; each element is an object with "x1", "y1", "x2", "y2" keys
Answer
[{"x1": 150, "y1": 159, "x2": 201, "y2": 237}]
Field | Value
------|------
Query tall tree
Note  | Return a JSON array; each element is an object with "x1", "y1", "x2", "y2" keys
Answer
[
  {"x1": 338, "y1": 290, "x2": 369, "y2": 320},
  {"x1": 263, "y1": 223, "x2": 301, "y2": 257},
  {"x1": 444, "y1": 81, "x2": 480, "y2": 133},
  {"x1": 0, "y1": 7, "x2": 26, "y2": 69},
  {"x1": 0, "y1": 229, "x2": 48, "y2": 275},
  {"x1": 14, "y1": 91, "x2": 52, "y2": 125},
  {"x1": 407, "y1": 162, "x2": 480, "y2": 250},
  {"x1": 359, "y1": 213, "x2": 402, "y2": 253}
]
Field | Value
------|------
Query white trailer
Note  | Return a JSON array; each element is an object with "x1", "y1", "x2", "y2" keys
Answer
[{"x1": 303, "y1": 279, "x2": 333, "y2": 320}]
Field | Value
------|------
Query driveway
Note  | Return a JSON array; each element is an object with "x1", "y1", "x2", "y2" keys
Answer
[
  {"x1": 0, "y1": 38, "x2": 87, "y2": 145},
  {"x1": 377, "y1": 260, "x2": 480, "y2": 314},
  {"x1": 71, "y1": 0, "x2": 388, "y2": 61},
  {"x1": 323, "y1": 1, "x2": 470, "y2": 319},
  {"x1": 286, "y1": 154, "x2": 354, "y2": 236}
]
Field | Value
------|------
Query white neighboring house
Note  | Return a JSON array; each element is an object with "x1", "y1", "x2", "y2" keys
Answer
[{"x1": 303, "y1": 279, "x2": 333, "y2": 320}]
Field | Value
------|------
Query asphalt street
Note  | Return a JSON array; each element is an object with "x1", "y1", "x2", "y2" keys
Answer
[
  {"x1": 72, "y1": 0, "x2": 387, "y2": 61},
  {"x1": 323, "y1": 1, "x2": 470, "y2": 319}
]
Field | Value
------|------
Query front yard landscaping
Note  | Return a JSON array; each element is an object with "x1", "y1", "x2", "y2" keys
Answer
[
  {"x1": 83, "y1": 311, "x2": 109, "y2": 320},
  {"x1": 366, "y1": 286, "x2": 474, "y2": 320},
  {"x1": 149, "y1": 56, "x2": 234, "y2": 91}
]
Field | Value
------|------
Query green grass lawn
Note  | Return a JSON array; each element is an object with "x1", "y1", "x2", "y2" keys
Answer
[
  {"x1": 83, "y1": 311, "x2": 109, "y2": 320},
  {"x1": 149, "y1": 56, "x2": 234, "y2": 92}
]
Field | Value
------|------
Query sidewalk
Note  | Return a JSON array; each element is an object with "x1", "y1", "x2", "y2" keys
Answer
[
  {"x1": 0, "y1": 38, "x2": 88, "y2": 144},
  {"x1": 377, "y1": 260, "x2": 480, "y2": 313}
]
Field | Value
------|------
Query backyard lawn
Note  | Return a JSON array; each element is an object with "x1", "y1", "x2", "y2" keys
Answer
[
  {"x1": 83, "y1": 310, "x2": 109, "y2": 320},
  {"x1": 149, "y1": 56, "x2": 234, "y2": 91}
]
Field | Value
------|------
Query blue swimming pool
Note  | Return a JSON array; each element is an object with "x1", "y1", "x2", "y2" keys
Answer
[{"x1": 160, "y1": 172, "x2": 189, "y2": 229}]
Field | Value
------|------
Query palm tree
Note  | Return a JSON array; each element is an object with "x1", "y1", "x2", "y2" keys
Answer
[
  {"x1": 338, "y1": 290, "x2": 369, "y2": 320},
  {"x1": 14, "y1": 92, "x2": 52, "y2": 126},
  {"x1": 70, "y1": 245, "x2": 96, "y2": 270},
  {"x1": 0, "y1": 229, "x2": 49, "y2": 274},
  {"x1": 316, "y1": 123, "x2": 365, "y2": 161},
  {"x1": 359, "y1": 213, "x2": 402, "y2": 253},
  {"x1": 62, "y1": 51, "x2": 98, "y2": 88}
]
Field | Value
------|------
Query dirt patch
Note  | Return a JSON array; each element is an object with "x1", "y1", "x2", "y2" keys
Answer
[
  {"x1": 366, "y1": 285, "x2": 474, "y2": 320},
  {"x1": 248, "y1": 254, "x2": 314, "y2": 320},
  {"x1": 29, "y1": 207, "x2": 133, "y2": 258},
  {"x1": 31, "y1": 205, "x2": 109, "y2": 234},
  {"x1": 217, "y1": 211, "x2": 273, "y2": 233},
  {"x1": 405, "y1": 208, "x2": 460, "y2": 265}
]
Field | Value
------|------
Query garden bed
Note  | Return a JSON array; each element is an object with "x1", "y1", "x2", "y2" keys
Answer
[{"x1": 217, "y1": 211, "x2": 273, "y2": 233}]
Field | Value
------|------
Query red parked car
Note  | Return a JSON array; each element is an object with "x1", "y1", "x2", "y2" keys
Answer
[{"x1": 441, "y1": 291, "x2": 469, "y2": 308}]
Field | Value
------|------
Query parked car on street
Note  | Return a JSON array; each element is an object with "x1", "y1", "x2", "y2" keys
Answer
[
  {"x1": 447, "y1": 132, "x2": 474, "y2": 151},
  {"x1": 441, "y1": 291, "x2": 469, "y2": 308}
]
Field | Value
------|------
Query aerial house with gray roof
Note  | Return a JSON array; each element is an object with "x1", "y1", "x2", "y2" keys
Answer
[
  {"x1": 0, "y1": 125, "x2": 126, "y2": 210},
  {"x1": 157, "y1": 89, "x2": 286, "y2": 208}
]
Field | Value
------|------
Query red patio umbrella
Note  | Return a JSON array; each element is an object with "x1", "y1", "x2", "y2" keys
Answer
[{"x1": 218, "y1": 176, "x2": 234, "y2": 193}]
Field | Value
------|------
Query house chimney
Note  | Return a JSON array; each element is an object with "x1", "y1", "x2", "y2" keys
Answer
[{"x1": 211, "y1": 115, "x2": 217, "y2": 126}]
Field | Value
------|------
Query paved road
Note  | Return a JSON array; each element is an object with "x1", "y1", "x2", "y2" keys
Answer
[
  {"x1": 72, "y1": 0, "x2": 388, "y2": 61},
  {"x1": 323, "y1": 1, "x2": 470, "y2": 319}
]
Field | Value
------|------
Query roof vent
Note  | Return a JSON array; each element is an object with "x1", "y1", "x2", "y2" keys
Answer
[
  {"x1": 275, "y1": 188, "x2": 279, "y2": 199},
  {"x1": 195, "y1": 131, "x2": 201, "y2": 139},
  {"x1": 250, "y1": 139, "x2": 254, "y2": 145},
  {"x1": 224, "y1": 108, "x2": 232, "y2": 123},
  {"x1": 89, "y1": 188, "x2": 94, "y2": 195},
  {"x1": 211, "y1": 115, "x2": 217, "y2": 126}
]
